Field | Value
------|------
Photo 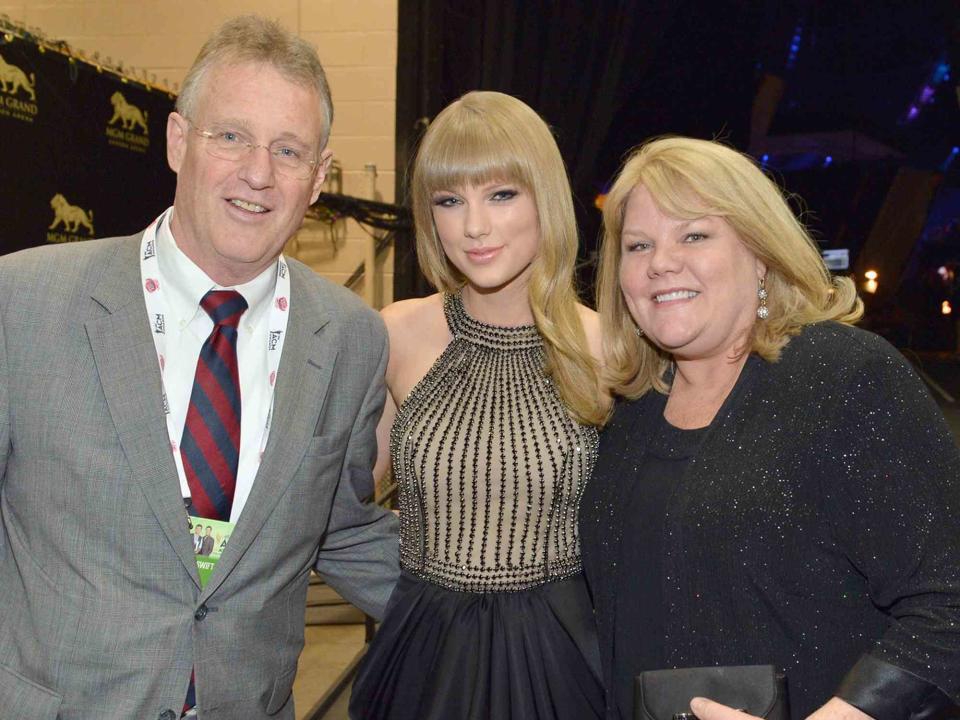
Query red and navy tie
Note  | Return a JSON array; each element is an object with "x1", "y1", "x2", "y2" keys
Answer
[
  {"x1": 181, "y1": 289, "x2": 246, "y2": 716},
  {"x1": 181, "y1": 290, "x2": 247, "y2": 521}
]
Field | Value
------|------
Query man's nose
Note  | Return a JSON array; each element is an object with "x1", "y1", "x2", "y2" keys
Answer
[{"x1": 238, "y1": 145, "x2": 276, "y2": 188}]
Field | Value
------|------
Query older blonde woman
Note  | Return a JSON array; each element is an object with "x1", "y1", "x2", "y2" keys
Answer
[
  {"x1": 349, "y1": 91, "x2": 607, "y2": 719},
  {"x1": 580, "y1": 137, "x2": 960, "y2": 720}
]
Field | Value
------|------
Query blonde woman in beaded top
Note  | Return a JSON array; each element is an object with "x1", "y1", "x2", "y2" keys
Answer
[{"x1": 349, "y1": 91, "x2": 608, "y2": 720}]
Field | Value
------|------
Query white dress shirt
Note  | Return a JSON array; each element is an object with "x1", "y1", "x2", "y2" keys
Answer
[{"x1": 157, "y1": 213, "x2": 277, "y2": 522}]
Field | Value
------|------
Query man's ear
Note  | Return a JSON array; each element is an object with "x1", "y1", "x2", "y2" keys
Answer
[
  {"x1": 310, "y1": 148, "x2": 334, "y2": 204},
  {"x1": 167, "y1": 112, "x2": 189, "y2": 173}
]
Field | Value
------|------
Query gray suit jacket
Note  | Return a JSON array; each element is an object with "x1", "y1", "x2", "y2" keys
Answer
[{"x1": 0, "y1": 233, "x2": 399, "y2": 720}]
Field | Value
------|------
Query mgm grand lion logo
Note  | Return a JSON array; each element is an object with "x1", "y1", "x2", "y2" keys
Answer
[
  {"x1": 49, "y1": 194, "x2": 94, "y2": 236},
  {"x1": 106, "y1": 91, "x2": 150, "y2": 152},
  {"x1": 0, "y1": 53, "x2": 35, "y2": 101},
  {"x1": 109, "y1": 91, "x2": 148, "y2": 133}
]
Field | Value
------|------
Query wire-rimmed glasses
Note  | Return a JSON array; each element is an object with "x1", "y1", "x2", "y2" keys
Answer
[{"x1": 187, "y1": 119, "x2": 320, "y2": 180}]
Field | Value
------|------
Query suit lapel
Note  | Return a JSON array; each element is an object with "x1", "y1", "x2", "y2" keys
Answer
[
  {"x1": 200, "y1": 269, "x2": 337, "y2": 599},
  {"x1": 85, "y1": 234, "x2": 201, "y2": 587}
]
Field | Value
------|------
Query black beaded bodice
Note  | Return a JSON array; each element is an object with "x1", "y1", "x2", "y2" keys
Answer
[{"x1": 392, "y1": 293, "x2": 598, "y2": 592}]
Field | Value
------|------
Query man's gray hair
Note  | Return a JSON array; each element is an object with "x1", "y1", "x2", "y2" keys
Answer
[{"x1": 176, "y1": 15, "x2": 334, "y2": 148}]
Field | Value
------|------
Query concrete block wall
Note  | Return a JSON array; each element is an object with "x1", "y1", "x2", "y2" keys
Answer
[{"x1": 0, "y1": 0, "x2": 397, "y2": 305}]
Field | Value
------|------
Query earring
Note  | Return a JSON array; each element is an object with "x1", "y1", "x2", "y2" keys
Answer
[
  {"x1": 635, "y1": 326, "x2": 645, "y2": 338},
  {"x1": 756, "y1": 277, "x2": 769, "y2": 319}
]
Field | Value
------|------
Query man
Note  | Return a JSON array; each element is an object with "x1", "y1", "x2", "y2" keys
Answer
[
  {"x1": 0, "y1": 16, "x2": 398, "y2": 720},
  {"x1": 200, "y1": 526, "x2": 215, "y2": 557},
  {"x1": 192, "y1": 522, "x2": 204, "y2": 554}
]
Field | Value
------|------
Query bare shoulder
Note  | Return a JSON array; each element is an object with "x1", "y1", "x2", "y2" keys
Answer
[
  {"x1": 380, "y1": 293, "x2": 451, "y2": 399},
  {"x1": 380, "y1": 294, "x2": 447, "y2": 346},
  {"x1": 576, "y1": 303, "x2": 604, "y2": 366}
]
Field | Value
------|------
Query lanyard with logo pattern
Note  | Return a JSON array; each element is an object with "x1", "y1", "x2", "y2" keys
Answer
[{"x1": 139, "y1": 209, "x2": 291, "y2": 500}]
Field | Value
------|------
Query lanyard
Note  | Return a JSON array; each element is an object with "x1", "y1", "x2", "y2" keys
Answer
[{"x1": 139, "y1": 209, "x2": 291, "y2": 499}]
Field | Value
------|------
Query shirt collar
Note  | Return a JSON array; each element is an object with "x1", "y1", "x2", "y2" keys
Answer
[{"x1": 157, "y1": 208, "x2": 277, "y2": 329}]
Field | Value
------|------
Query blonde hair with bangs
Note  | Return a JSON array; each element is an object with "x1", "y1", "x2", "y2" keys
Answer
[
  {"x1": 597, "y1": 136, "x2": 863, "y2": 399},
  {"x1": 411, "y1": 91, "x2": 607, "y2": 426}
]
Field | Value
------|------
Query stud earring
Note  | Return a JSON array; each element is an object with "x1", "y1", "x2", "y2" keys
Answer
[
  {"x1": 635, "y1": 326, "x2": 645, "y2": 338},
  {"x1": 757, "y1": 277, "x2": 769, "y2": 320}
]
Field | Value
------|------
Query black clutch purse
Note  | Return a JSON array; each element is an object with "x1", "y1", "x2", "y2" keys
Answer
[{"x1": 635, "y1": 665, "x2": 790, "y2": 720}]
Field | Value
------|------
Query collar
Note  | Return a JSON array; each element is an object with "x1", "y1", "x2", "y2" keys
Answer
[{"x1": 158, "y1": 208, "x2": 276, "y2": 330}]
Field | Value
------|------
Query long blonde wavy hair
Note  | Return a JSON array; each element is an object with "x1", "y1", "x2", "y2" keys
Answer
[
  {"x1": 597, "y1": 136, "x2": 863, "y2": 399},
  {"x1": 411, "y1": 91, "x2": 607, "y2": 426}
]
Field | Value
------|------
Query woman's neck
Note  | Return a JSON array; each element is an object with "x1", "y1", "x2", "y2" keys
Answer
[
  {"x1": 460, "y1": 282, "x2": 534, "y2": 326},
  {"x1": 665, "y1": 352, "x2": 750, "y2": 429}
]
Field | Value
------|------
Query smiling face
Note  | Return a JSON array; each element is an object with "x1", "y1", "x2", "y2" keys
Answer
[
  {"x1": 619, "y1": 184, "x2": 765, "y2": 363},
  {"x1": 166, "y1": 60, "x2": 332, "y2": 285},
  {"x1": 430, "y1": 180, "x2": 540, "y2": 295}
]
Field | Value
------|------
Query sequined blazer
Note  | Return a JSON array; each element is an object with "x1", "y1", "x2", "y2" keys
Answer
[{"x1": 580, "y1": 322, "x2": 960, "y2": 720}]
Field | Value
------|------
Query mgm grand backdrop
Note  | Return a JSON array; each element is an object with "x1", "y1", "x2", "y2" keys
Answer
[{"x1": 0, "y1": 26, "x2": 176, "y2": 251}]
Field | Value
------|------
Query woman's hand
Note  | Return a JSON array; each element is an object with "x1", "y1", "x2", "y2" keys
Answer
[{"x1": 690, "y1": 696, "x2": 873, "y2": 720}]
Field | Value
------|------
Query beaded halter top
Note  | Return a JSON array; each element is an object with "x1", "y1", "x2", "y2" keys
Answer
[{"x1": 392, "y1": 293, "x2": 599, "y2": 592}]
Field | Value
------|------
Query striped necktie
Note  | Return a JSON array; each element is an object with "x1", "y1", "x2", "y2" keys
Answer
[
  {"x1": 181, "y1": 289, "x2": 247, "y2": 522},
  {"x1": 181, "y1": 290, "x2": 246, "y2": 716}
]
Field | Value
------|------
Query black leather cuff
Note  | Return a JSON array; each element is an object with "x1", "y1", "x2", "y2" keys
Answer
[{"x1": 835, "y1": 654, "x2": 958, "y2": 720}]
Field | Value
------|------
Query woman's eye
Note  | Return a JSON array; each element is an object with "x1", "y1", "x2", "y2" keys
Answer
[
  {"x1": 683, "y1": 232, "x2": 706, "y2": 243},
  {"x1": 625, "y1": 241, "x2": 651, "y2": 253},
  {"x1": 433, "y1": 196, "x2": 460, "y2": 208},
  {"x1": 491, "y1": 189, "x2": 518, "y2": 201}
]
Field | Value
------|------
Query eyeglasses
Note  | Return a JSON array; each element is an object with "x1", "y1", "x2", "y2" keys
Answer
[{"x1": 186, "y1": 119, "x2": 320, "y2": 180}]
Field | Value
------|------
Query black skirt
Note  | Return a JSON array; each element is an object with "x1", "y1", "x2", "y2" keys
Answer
[{"x1": 349, "y1": 571, "x2": 604, "y2": 720}]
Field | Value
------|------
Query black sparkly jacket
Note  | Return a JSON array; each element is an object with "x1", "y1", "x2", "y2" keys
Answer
[{"x1": 580, "y1": 322, "x2": 960, "y2": 720}]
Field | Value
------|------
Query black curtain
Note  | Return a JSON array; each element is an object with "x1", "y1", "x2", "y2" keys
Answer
[{"x1": 0, "y1": 33, "x2": 176, "y2": 254}]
